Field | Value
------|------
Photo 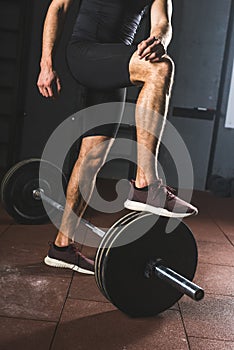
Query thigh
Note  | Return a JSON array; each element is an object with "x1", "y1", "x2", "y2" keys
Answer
[
  {"x1": 66, "y1": 41, "x2": 137, "y2": 90},
  {"x1": 82, "y1": 88, "x2": 126, "y2": 138}
]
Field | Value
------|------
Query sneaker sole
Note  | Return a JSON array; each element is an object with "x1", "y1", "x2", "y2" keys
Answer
[
  {"x1": 124, "y1": 200, "x2": 198, "y2": 218},
  {"x1": 44, "y1": 256, "x2": 94, "y2": 275}
]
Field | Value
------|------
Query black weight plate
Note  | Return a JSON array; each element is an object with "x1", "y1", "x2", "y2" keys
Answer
[
  {"x1": 95, "y1": 211, "x2": 140, "y2": 296},
  {"x1": 96, "y1": 212, "x2": 143, "y2": 296},
  {"x1": 1, "y1": 158, "x2": 67, "y2": 224},
  {"x1": 96, "y1": 212, "x2": 164, "y2": 299},
  {"x1": 99, "y1": 213, "x2": 197, "y2": 317}
]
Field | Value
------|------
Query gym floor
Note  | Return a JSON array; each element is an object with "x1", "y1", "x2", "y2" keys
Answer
[{"x1": 0, "y1": 184, "x2": 233, "y2": 350}]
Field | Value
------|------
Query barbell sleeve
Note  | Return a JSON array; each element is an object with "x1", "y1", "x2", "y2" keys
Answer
[
  {"x1": 33, "y1": 189, "x2": 105, "y2": 238},
  {"x1": 155, "y1": 264, "x2": 204, "y2": 301}
]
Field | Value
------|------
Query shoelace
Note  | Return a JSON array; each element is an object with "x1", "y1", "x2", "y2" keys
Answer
[
  {"x1": 71, "y1": 243, "x2": 95, "y2": 266},
  {"x1": 165, "y1": 186, "x2": 176, "y2": 200},
  {"x1": 151, "y1": 182, "x2": 176, "y2": 201}
]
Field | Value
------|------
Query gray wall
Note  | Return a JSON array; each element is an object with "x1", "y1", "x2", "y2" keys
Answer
[
  {"x1": 212, "y1": 0, "x2": 234, "y2": 178},
  {"x1": 162, "y1": 0, "x2": 233, "y2": 189}
]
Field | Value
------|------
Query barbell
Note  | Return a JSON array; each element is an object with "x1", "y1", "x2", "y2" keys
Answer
[{"x1": 1, "y1": 158, "x2": 204, "y2": 317}]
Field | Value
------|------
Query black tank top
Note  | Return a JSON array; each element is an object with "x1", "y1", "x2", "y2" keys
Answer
[{"x1": 72, "y1": 0, "x2": 152, "y2": 45}]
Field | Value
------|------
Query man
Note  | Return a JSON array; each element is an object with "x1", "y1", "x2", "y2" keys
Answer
[{"x1": 37, "y1": 0, "x2": 198, "y2": 274}]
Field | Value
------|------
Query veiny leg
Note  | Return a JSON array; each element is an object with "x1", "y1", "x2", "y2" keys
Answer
[
  {"x1": 55, "y1": 135, "x2": 114, "y2": 247},
  {"x1": 129, "y1": 52, "x2": 175, "y2": 188},
  {"x1": 125, "y1": 52, "x2": 198, "y2": 217}
]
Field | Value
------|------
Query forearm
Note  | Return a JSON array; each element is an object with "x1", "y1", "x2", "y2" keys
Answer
[
  {"x1": 150, "y1": 0, "x2": 173, "y2": 49},
  {"x1": 40, "y1": 1, "x2": 68, "y2": 69},
  {"x1": 150, "y1": 21, "x2": 172, "y2": 49},
  {"x1": 38, "y1": 0, "x2": 73, "y2": 97}
]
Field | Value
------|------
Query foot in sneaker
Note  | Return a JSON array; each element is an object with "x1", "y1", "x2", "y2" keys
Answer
[
  {"x1": 124, "y1": 180, "x2": 198, "y2": 218},
  {"x1": 44, "y1": 242, "x2": 95, "y2": 275}
]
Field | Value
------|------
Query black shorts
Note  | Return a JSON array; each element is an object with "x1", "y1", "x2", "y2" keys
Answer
[{"x1": 66, "y1": 41, "x2": 137, "y2": 137}]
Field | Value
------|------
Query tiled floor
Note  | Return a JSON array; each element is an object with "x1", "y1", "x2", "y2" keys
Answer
[{"x1": 0, "y1": 188, "x2": 233, "y2": 350}]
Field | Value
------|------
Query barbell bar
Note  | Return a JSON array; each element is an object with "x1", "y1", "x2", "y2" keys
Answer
[
  {"x1": 152, "y1": 260, "x2": 204, "y2": 301},
  {"x1": 33, "y1": 188, "x2": 105, "y2": 238},
  {"x1": 1, "y1": 158, "x2": 205, "y2": 317}
]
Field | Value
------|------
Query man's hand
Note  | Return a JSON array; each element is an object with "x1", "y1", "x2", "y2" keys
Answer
[
  {"x1": 37, "y1": 65, "x2": 61, "y2": 98},
  {"x1": 137, "y1": 35, "x2": 166, "y2": 63}
]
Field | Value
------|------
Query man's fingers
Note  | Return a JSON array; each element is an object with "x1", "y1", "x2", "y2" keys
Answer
[
  {"x1": 56, "y1": 78, "x2": 61, "y2": 94},
  {"x1": 39, "y1": 81, "x2": 54, "y2": 97},
  {"x1": 46, "y1": 86, "x2": 54, "y2": 97},
  {"x1": 42, "y1": 87, "x2": 50, "y2": 98},
  {"x1": 37, "y1": 84, "x2": 47, "y2": 97},
  {"x1": 139, "y1": 41, "x2": 160, "y2": 59},
  {"x1": 138, "y1": 35, "x2": 157, "y2": 56},
  {"x1": 38, "y1": 83, "x2": 54, "y2": 98},
  {"x1": 145, "y1": 52, "x2": 157, "y2": 61},
  {"x1": 138, "y1": 36, "x2": 162, "y2": 59},
  {"x1": 37, "y1": 85, "x2": 43, "y2": 96},
  {"x1": 147, "y1": 53, "x2": 162, "y2": 63},
  {"x1": 37, "y1": 70, "x2": 61, "y2": 98},
  {"x1": 145, "y1": 46, "x2": 166, "y2": 61}
]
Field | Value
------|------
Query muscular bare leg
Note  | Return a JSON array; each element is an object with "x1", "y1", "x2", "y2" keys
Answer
[
  {"x1": 55, "y1": 135, "x2": 114, "y2": 247},
  {"x1": 129, "y1": 52, "x2": 174, "y2": 188}
]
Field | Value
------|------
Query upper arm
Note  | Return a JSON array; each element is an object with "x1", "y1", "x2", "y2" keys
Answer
[{"x1": 150, "y1": 0, "x2": 173, "y2": 27}]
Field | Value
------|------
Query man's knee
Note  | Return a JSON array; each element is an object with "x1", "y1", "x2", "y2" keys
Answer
[
  {"x1": 148, "y1": 57, "x2": 174, "y2": 83},
  {"x1": 130, "y1": 52, "x2": 174, "y2": 85}
]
